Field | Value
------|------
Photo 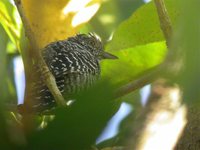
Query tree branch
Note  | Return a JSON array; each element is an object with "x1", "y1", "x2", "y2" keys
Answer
[
  {"x1": 115, "y1": 66, "x2": 162, "y2": 98},
  {"x1": 126, "y1": 80, "x2": 187, "y2": 150},
  {"x1": 14, "y1": 0, "x2": 66, "y2": 107}
]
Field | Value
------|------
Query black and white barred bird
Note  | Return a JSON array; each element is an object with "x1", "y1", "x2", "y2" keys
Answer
[{"x1": 24, "y1": 33, "x2": 117, "y2": 112}]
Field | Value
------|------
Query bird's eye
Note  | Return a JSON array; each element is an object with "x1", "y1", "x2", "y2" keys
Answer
[{"x1": 89, "y1": 40, "x2": 95, "y2": 46}]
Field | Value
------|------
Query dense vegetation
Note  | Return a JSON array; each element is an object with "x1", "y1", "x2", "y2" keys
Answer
[{"x1": 0, "y1": 0, "x2": 200, "y2": 149}]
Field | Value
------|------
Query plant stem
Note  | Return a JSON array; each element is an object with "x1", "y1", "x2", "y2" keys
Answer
[
  {"x1": 115, "y1": 66, "x2": 162, "y2": 98},
  {"x1": 14, "y1": 0, "x2": 66, "y2": 107},
  {"x1": 154, "y1": 0, "x2": 173, "y2": 46}
]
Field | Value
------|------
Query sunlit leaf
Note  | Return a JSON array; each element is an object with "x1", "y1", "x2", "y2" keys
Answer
[
  {"x1": 102, "y1": 41, "x2": 167, "y2": 86},
  {"x1": 101, "y1": 0, "x2": 180, "y2": 86},
  {"x1": 106, "y1": 0, "x2": 179, "y2": 51},
  {"x1": 0, "y1": 0, "x2": 22, "y2": 50}
]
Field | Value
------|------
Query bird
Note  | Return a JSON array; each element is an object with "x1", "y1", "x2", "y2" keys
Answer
[{"x1": 24, "y1": 33, "x2": 118, "y2": 113}]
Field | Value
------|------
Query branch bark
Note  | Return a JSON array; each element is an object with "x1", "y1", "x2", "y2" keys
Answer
[
  {"x1": 14, "y1": 0, "x2": 66, "y2": 107},
  {"x1": 126, "y1": 80, "x2": 187, "y2": 150}
]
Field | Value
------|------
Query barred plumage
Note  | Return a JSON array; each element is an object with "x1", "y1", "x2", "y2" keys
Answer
[{"x1": 26, "y1": 33, "x2": 117, "y2": 112}]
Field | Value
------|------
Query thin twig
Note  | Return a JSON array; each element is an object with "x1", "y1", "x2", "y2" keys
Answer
[
  {"x1": 154, "y1": 0, "x2": 173, "y2": 46},
  {"x1": 14, "y1": 0, "x2": 66, "y2": 106},
  {"x1": 115, "y1": 66, "x2": 162, "y2": 98},
  {"x1": 154, "y1": 0, "x2": 182, "y2": 74}
]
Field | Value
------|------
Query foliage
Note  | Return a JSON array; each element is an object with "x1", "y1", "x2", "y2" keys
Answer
[
  {"x1": 0, "y1": 0, "x2": 21, "y2": 51},
  {"x1": 0, "y1": 0, "x2": 196, "y2": 149},
  {"x1": 102, "y1": 0, "x2": 179, "y2": 85}
]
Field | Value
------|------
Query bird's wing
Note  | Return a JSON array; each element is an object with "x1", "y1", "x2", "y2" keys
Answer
[
  {"x1": 42, "y1": 40, "x2": 99, "y2": 78},
  {"x1": 42, "y1": 41, "x2": 82, "y2": 77}
]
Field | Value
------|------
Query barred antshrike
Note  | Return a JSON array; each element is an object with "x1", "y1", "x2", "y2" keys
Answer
[{"x1": 24, "y1": 33, "x2": 117, "y2": 112}]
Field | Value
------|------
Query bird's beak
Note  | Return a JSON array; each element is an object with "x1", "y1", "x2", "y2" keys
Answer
[{"x1": 101, "y1": 51, "x2": 118, "y2": 59}]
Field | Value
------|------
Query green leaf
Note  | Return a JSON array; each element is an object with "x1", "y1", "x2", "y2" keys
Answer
[
  {"x1": 101, "y1": 0, "x2": 180, "y2": 86},
  {"x1": 106, "y1": 0, "x2": 178, "y2": 51},
  {"x1": 0, "y1": 25, "x2": 10, "y2": 103},
  {"x1": 0, "y1": 0, "x2": 22, "y2": 51},
  {"x1": 102, "y1": 41, "x2": 167, "y2": 86},
  {"x1": 27, "y1": 81, "x2": 120, "y2": 150}
]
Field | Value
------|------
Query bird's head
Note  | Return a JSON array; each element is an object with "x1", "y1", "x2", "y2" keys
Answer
[{"x1": 74, "y1": 33, "x2": 118, "y2": 60}]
